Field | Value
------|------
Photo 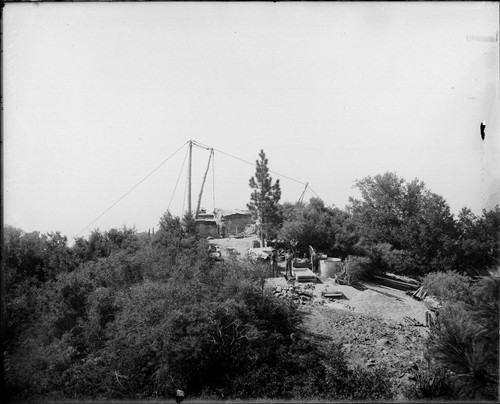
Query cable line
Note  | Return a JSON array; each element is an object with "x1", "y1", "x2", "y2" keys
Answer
[
  {"x1": 193, "y1": 139, "x2": 317, "y2": 206},
  {"x1": 182, "y1": 154, "x2": 189, "y2": 217},
  {"x1": 76, "y1": 141, "x2": 188, "y2": 237},
  {"x1": 77, "y1": 138, "x2": 321, "y2": 238},
  {"x1": 191, "y1": 140, "x2": 211, "y2": 151},
  {"x1": 298, "y1": 182, "x2": 309, "y2": 203},
  {"x1": 194, "y1": 142, "x2": 308, "y2": 186},
  {"x1": 307, "y1": 186, "x2": 324, "y2": 202},
  {"x1": 168, "y1": 145, "x2": 190, "y2": 211}
]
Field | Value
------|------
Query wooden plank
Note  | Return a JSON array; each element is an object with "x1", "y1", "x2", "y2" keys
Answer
[
  {"x1": 373, "y1": 275, "x2": 419, "y2": 291},
  {"x1": 323, "y1": 292, "x2": 343, "y2": 298}
]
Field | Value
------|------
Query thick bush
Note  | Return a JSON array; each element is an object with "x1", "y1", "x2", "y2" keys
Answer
[
  {"x1": 404, "y1": 360, "x2": 456, "y2": 400},
  {"x1": 422, "y1": 270, "x2": 473, "y2": 303},
  {"x1": 5, "y1": 213, "x2": 397, "y2": 402},
  {"x1": 425, "y1": 269, "x2": 499, "y2": 400},
  {"x1": 343, "y1": 255, "x2": 371, "y2": 285},
  {"x1": 230, "y1": 339, "x2": 393, "y2": 400}
]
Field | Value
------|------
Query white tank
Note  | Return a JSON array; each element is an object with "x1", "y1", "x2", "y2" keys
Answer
[{"x1": 319, "y1": 257, "x2": 342, "y2": 278}]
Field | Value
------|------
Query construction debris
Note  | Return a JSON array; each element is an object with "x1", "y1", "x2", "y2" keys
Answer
[
  {"x1": 403, "y1": 316, "x2": 424, "y2": 327},
  {"x1": 266, "y1": 273, "x2": 429, "y2": 325},
  {"x1": 274, "y1": 283, "x2": 318, "y2": 305},
  {"x1": 411, "y1": 286, "x2": 427, "y2": 301}
]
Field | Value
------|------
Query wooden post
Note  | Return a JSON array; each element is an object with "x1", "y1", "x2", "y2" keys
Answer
[{"x1": 195, "y1": 149, "x2": 213, "y2": 218}]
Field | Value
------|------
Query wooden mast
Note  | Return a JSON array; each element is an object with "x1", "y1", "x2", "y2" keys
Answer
[{"x1": 195, "y1": 148, "x2": 213, "y2": 218}]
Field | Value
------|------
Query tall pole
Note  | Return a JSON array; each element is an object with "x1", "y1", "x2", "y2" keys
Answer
[
  {"x1": 195, "y1": 149, "x2": 213, "y2": 218},
  {"x1": 188, "y1": 140, "x2": 192, "y2": 216},
  {"x1": 299, "y1": 182, "x2": 309, "y2": 203}
]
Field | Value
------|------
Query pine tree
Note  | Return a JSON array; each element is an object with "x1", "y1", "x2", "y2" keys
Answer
[{"x1": 247, "y1": 150, "x2": 281, "y2": 246}]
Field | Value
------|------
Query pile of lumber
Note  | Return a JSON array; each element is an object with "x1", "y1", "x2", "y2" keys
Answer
[
  {"x1": 410, "y1": 286, "x2": 427, "y2": 300},
  {"x1": 372, "y1": 275, "x2": 420, "y2": 291}
]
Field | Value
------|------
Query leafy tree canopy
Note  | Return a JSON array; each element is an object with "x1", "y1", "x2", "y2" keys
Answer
[
  {"x1": 348, "y1": 172, "x2": 458, "y2": 275},
  {"x1": 279, "y1": 198, "x2": 350, "y2": 257}
]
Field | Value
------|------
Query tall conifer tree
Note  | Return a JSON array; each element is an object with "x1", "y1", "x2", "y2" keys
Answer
[{"x1": 247, "y1": 150, "x2": 281, "y2": 246}]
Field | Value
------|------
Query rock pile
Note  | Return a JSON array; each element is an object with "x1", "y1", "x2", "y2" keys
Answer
[{"x1": 273, "y1": 283, "x2": 319, "y2": 305}]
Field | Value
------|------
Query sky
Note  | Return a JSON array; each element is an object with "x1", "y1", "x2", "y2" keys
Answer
[{"x1": 3, "y1": 2, "x2": 499, "y2": 241}]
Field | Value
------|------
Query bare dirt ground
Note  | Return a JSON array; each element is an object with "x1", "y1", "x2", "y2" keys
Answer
[
  {"x1": 266, "y1": 276, "x2": 430, "y2": 398},
  {"x1": 210, "y1": 236, "x2": 429, "y2": 398},
  {"x1": 208, "y1": 235, "x2": 260, "y2": 259}
]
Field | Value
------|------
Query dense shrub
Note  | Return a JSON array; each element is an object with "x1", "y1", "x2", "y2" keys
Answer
[
  {"x1": 425, "y1": 269, "x2": 499, "y2": 400},
  {"x1": 230, "y1": 339, "x2": 393, "y2": 400},
  {"x1": 6, "y1": 182, "x2": 499, "y2": 401},
  {"x1": 6, "y1": 214, "x2": 395, "y2": 401},
  {"x1": 471, "y1": 267, "x2": 500, "y2": 341},
  {"x1": 404, "y1": 360, "x2": 456, "y2": 400},
  {"x1": 422, "y1": 270, "x2": 473, "y2": 303},
  {"x1": 343, "y1": 255, "x2": 371, "y2": 285}
]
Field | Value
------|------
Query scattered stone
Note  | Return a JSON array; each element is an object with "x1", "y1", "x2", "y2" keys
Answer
[
  {"x1": 376, "y1": 338, "x2": 389, "y2": 347},
  {"x1": 400, "y1": 350, "x2": 411, "y2": 358}
]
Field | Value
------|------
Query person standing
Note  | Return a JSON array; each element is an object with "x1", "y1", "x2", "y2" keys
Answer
[
  {"x1": 270, "y1": 248, "x2": 278, "y2": 277},
  {"x1": 285, "y1": 250, "x2": 293, "y2": 278},
  {"x1": 311, "y1": 249, "x2": 318, "y2": 274}
]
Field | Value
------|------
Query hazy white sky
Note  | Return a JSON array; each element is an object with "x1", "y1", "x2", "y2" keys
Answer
[{"x1": 3, "y1": 2, "x2": 499, "y2": 240}]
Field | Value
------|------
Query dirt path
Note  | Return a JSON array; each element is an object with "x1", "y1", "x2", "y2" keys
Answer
[{"x1": 208, "y1": 235, "x2": 259, "y2": 258}]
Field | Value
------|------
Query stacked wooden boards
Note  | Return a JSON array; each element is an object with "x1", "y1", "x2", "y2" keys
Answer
[{"x1": 372, "y1": 275, "x2": 419, "y2": 291}]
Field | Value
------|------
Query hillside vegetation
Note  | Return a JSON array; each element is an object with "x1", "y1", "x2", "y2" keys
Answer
[{"x1": 3, "y1": 172, "x2": 499, "y2": 401}]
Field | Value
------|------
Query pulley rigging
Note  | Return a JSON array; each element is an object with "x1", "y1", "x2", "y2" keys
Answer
[{"x1": 77, "y1": 139, "x2": 320, "y2": 237}]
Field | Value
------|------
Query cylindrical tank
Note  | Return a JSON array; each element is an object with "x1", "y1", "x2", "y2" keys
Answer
[{"x1": 319, "y1": 257, "x2": 342, "y2": 278}]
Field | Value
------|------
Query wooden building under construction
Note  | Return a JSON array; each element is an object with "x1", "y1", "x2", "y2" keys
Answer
[
  {"x1": 183, "y1": 140, "x2": 254, "y2": 238},
  {"x1": 194, "y1": 209, "x2": 253, "y2": 239},
  {"x1": 217, "y1": 209, "x2": 253, "y2": 236}
]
